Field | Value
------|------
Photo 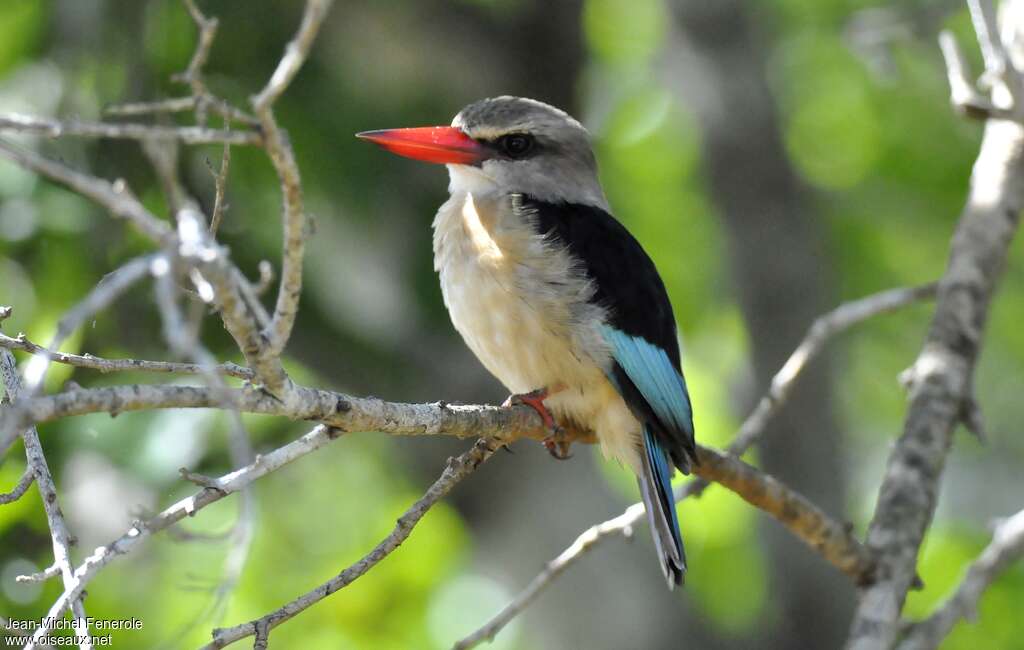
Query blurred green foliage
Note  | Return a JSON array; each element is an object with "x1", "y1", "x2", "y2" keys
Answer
[{"x1": 0, "y1": 0, "x2": 1022, "y2": 649}]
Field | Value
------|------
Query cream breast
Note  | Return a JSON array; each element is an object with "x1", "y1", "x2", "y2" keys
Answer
[{"x1": 431, "y1": 188, "x2": 642, "y2": 470}]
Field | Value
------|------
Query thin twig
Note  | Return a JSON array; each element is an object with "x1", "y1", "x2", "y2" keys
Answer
[
  {"x1": 0, "y1": 139, "x2": 171, "y2": 241},
  {"x1": 16, "y1": 562, "x2": 60, "y2": 583},
  {"x1": 0, "y1": 332, "x2": 253, "y2": 379},
  {"x1": 23, "y1": 424, "x2": 339, "y2": 648},
  {"x1": 208, "y1": 143, "x2": 231, "y2": 234},
  {"x1": 1, "y1": 344, "x2": 93, "y2": 649},
  {"x1": 177, "y1": 207, "x2": 292, "y2": 394},
  {"x1": 156, "y1": 204, "x2": 258, "y2": 630},
  {"x1": 104, "y1": 97, "x2": 258, "y2": 127},
  {"x1": 0, "y1": 256, "x2": 154, "y2": 455},
  {"x1": 454, "y1": 282, "x2": 936, "y2": 649},
  {"x1": 0, "y1": 114, "x2": 261, "y2": 146},
  {"x1": 203, "y1": 439, "x2": 496, "y2": 649},
  {"x1": 453, "y1": 444, "x2": 876, "y2": 650},
  {"x1": 0, "y1": 125, "x2": 281, "y2": 393},
  {"x1": 252, "y1": 261, "x2": 275, "y2": 296},
  {"x1": 105, "y1": 96, "x2": 198, "y2": 116},
  {"x1": 939, "y1": 31, "x2": 1011, "y2": 120},
  {"x1": 0, "y1": 467, "x2": 33, "y2": 505},
  {"x1": 175, "y1": 0, "x2": 219, "y2": 125},
  {"x1": 252, "y1": 0, "x2": 335, "y2": 356},
  {"x1": 899, "y1": 508, "x2": 1024, "y2": 650}
]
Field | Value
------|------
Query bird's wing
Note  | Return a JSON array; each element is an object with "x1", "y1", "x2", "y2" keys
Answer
[{"x1": 519, "y1": 195, "x2": 697, "y2": 471}]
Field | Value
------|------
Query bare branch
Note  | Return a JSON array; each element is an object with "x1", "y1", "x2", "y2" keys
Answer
[
  {"x1": 207, "y1": 143, "x2": 231, "y2": 235},
  {"x1": 0, "y1": 256, "x2": 153, "y2": 455},
  {"x1": 154, "y1": 233, "x2": 259, "y2": 625},
  {"x1": 454, "y1": 444, "x2": 875, "y2": 650},
  {"x1": 939, "y1": 31, "x2": 1011, "y2": 120},
  {"x1": 0, "y1": 332, "x2": 253, "y2": 380},
  {"x1": 0, "y1": 467, "x2": 33, "y2": 505},
  {"x1": 16, "y1": 562, "x2": 60, "y2": 584},
  {"x1": 174, "y1": 0, "x2": 219, "y2": 125},
  {"x1": 2, "y1": 383, "x2": 570, "y2": 445},
  {"x1": 845, "y1": 15, "x2": 1024, "y2": 649},
  {"x1": 728, "y1": 283, "x2": 937, "y2": 462},
  {"x1": 969, "y1": 0, "x2": 1004, "y2": 74},
  {"x1": 175, "y1": 209, "x2": 292, "y2": 394},
  {"x1": 251, "y1": 0, "x2": 334, "y2": 111},
  {"x1": 0, "y1": 139, "x2": 171, "y2": 242},
  {"x1": 104, "y1": 97, "x2": 258, "y2": 127},
  {"x1": 899, "y1": 508, "x2": 1024, "y2": 650},
  {"x1": 105, "y1": 96, "x2": 198, "y2": 116},
  {"x1": 203, "y1": 439, "x2": 496, "y2": 649},
  {"x1": 698, "y1": 447, "x2": 874, "y2": 580},
  {"x1": 0, "y1": 133, "x2": 279, "y2": 396},
  {"x1": 1, "y1": 345, "x2": 92, "y2": 648},
  {"x1": 0, "y1": 114, "x2": 261, "y2": 146},
  {"x1": 24, "y1": 425, "x2": 339, "y2": 648},
  {"x1": 252, "y1": 0, "x2": 335, "y2": 356}
]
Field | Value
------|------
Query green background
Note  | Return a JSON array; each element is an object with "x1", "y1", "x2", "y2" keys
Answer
[{"x1": 0, "y1": 1, "x2": 1022, "y2": 648}]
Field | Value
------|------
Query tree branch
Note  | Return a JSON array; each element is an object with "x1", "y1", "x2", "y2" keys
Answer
[
  {"x1": 23, "y1": 423, "x2": 339, "y2": 648},
  {"x1": 2, "y1": 342, "x2": 92, "y2": 648},
  {"x1": 0, "y1": 114, "x2": 261, "y2": 146},
  {"x1": 0, "y1": 139, "x2": 171, "y2": 242},
  {"x1": 454, "y1": 444, "x2": 877, "y2": 650},
  {"x1": 0, "y1": 466, "x2": 33, "y2": 505},
  {"x1": 202, "y1": 439, "x2": 496, "y2": 649},
  {"x1": 252, "y1": 0, "x2": 335, "y2": 356},
  {"x1": 845, "y1": 6, "x2": 1024, "y2": 647},
  {"x1": 899, "y1": 508, "x2": 1024, "y2": 650},
  {"x1": 0, "y1": 255, "x2": 154, "y2": 455},
  {"x1": 0, "y1": 332, "x2": 253, "y2": 380},
  {"x1": 0, "y1": 383, "x2": 574, "y2": 445}
]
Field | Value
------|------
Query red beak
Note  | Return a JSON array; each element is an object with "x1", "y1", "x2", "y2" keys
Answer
[{"x1": 356, "y1": 126, "x2": 486, "y2": 165}]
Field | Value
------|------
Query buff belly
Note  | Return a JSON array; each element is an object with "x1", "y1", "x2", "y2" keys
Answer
[{"x1": 433, "y1": 190, "x2": 642, "y2": 471}]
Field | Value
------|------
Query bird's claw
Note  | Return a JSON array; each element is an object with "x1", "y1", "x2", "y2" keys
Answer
[
  {"x1": 543, "y1": 434, "x2": 573, "y2": 460},
  {"x1": 504, "y1": 388, "x2": 557, "y2": 430},
  {"x1": 503, "y1": 388, "x2": 572, "y2": 459}
]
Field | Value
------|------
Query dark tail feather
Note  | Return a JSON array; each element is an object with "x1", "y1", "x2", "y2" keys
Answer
[{"x1": 638, "y1": 426, "x2": 686, "y2": 588}]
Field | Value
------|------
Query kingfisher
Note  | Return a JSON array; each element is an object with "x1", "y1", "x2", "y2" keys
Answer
[{"x1": 357, "y1": 96, "x2": 698, "y2": 587}]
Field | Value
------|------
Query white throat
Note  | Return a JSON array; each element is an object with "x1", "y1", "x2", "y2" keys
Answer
[
  {"x1": 446, "y1": 164, "x2": 500, "y2": 197},
  {"x1": 445, "y1": 163, "x2": 610, "y2": 211}
]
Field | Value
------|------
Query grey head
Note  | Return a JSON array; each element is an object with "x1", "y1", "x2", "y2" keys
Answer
[{"x1": 449, "y1": 96, "x2": 609, "y2": 210}]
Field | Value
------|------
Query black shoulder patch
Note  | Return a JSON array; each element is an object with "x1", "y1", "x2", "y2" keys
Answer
[{"x1": 519, "y1": 195, "x2": 681, "y2": 368}]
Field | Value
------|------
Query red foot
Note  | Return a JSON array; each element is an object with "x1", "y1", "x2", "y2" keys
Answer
[
  {"x1": 503, "y1": 388, "x2": 573, "y2": 461},
  {"x1": 504, "y1": 388, "x2": 557, "y2": 430}
]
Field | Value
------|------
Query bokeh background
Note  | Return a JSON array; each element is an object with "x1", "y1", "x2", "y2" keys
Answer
[{"x1": 1, "y1": 0, "x2": 1023, "y2": 648}]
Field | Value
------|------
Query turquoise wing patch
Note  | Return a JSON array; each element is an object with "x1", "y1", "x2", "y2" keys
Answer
[{"x1": 601, "y1": 325, "x2": 694, "y2": 439}]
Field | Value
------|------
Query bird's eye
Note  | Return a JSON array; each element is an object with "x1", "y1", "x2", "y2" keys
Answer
[{"x1": 498, "y1": 134, "x2": 535, "y2": 158}]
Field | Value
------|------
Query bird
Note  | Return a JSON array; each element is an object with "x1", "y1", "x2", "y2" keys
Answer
[{"x1": 357, "y1": 96, "x2": 698, "y2": 587}]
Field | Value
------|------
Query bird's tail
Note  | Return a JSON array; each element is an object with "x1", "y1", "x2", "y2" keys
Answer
[{"x1": 638, "y1": 425, "x2": 686, "y2": 588}]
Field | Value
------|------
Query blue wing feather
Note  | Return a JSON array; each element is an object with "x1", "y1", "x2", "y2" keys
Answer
[
  {"x1": 601, "y1": 325, "x2": 695, "y2": 444},
  {"x1": 603, "y1": 326, "x2": 693, "y2": 586}
]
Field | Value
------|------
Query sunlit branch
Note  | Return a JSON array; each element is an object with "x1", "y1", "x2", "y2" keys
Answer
[{"x1": 845, "y1": 3, "x2": 1024, "y2": 647}]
